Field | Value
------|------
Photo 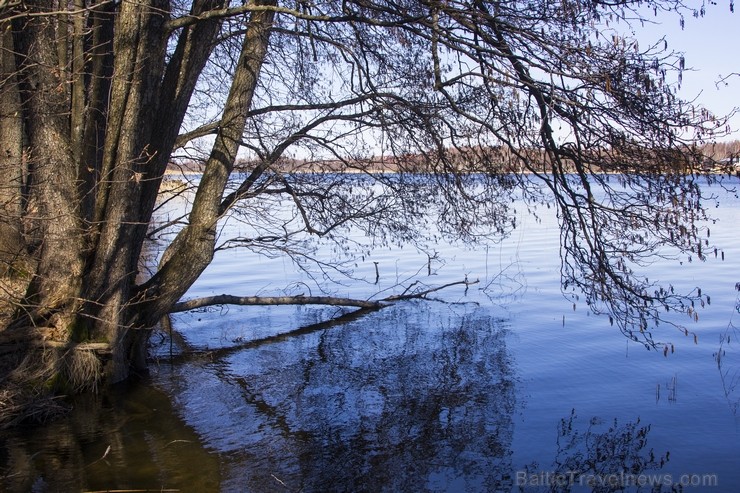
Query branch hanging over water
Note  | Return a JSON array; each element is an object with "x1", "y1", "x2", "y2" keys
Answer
[
  {"x1": 171, "y1": 295, "x2": 383, "y2": 312},
  {"x1": 169, "y1": 279, "x2": 478, "y2": 314}
]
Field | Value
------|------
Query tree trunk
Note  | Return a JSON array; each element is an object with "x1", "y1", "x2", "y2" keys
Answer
[
  {"x1": 78, "y1": 0, "x2": 232, "y2": 382},
  {"x1": 134, "y1": 0, "x2": 277, "y2": 328},
  {"x1": 75, "y1": 0, "x2": 170, "y2": 382},
  {"x1": 79, "y1": 0, "x2": 115, "y2": 223},
  {"x1": 57, "y1": 0, "x2": 273, "y2": 383},
  {"x1": 3, "y1": 0, "x2": 244, "y2": 388},
  {"x1": 14, "y1": 1, "x2": 87, "y2": 329},
  {"x1": 0, "y1": 27, "x2": 25, "y2": 276}
]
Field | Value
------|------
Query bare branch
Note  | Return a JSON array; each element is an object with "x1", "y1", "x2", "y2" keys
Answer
[
  {"x1": 382, "y1": 279, "x2": 479, "y2": 302},
  {"x1": 174, "y1": 122, "x2": 220, "y2": 149},
  {"x1": 169, "y1": 278, "x2": 479, "y2": 314},
  {"x1": 165, "y1": 4, "x2": 344, "y2": 32},
  {"x1": 716, "y1": 72, "x2": 740, "y2": 88},
  {"x1": 0, "y1": 0, "x2": 114, "y2": 22},
  {"x1": 171, "y1": 294, "x2": 383, "y2": 313}
]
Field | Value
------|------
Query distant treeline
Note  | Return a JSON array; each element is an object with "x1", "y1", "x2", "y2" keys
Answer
[
  {"x1": 167, "y1": 140, "x2": 740, "y2": 175},
  {"x1": 698, "y1": 140, "x2": 740, "y2": 163}
]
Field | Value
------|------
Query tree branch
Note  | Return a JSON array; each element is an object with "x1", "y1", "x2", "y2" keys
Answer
[
  {"x1": 382, "y1": 279, "x2": 479, "y2": 301},
  {"x1": 174, "y1": 121, "x2": 220, "y2": 149},
  {"x1": 169, "y1": 279, "x2": 479, "y2": 314},
  {"x1": 164, "y1": 3, "x2": 426, "y2": 33},
  {"x1": 171, "y1": 294, "x2": 384, "y2": 313},
  {"x1": 165, "y1": 4, "x2": 343, "y2": 32}
]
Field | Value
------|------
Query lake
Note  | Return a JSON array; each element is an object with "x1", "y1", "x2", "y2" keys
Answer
[{"x1": 2, "y1": 175, "x2": 739, "y2": 492}]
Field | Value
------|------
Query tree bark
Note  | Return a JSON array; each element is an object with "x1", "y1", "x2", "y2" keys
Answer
[
  {"x1": 172, "y1": 295, "x2": 385, "y2": 313},
  {"x1": 76, "y1": 0, "x2": 170, "y2": 382},
  {"x1": 14, "y1": 1, "x2": 87, "y2": 329},
  {"x1": 4, "y1": 0, "x2": 242, "y2": 386},
  {"x1": 0, "y1": 26, "x2": 25, "y2": 275},
  {"x1": 134, "y1": 0, "x2": 277, "y2": 328}
]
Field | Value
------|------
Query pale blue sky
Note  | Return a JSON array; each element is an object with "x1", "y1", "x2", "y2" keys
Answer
[{"x1": 632, "y1": 3, "x2": 738, "y2": 140}]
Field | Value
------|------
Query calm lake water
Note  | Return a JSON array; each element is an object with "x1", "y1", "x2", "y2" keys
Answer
[{"x1": 2, "y1": 175, "x2": 740, "y2": 492}]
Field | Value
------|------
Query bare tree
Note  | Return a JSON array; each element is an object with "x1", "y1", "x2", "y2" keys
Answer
[{"x1": 0, "y1": 0, "x2": 730, "y2": 399}]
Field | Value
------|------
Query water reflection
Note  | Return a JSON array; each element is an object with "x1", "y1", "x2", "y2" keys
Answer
[
  {"x1": 715, "y1": 314, "x2": 740, "y2": 416},
  {"x1": 0, "y1": 382, "x2": 220, "y2": 492},
  {"x1": 158, "y1": 303, "x2": 517, "y2": 491},
  {"x1": 0, "y1": 300, "x2": 694, "y2": 492},
  {"x1": 519, "y1": 411, "x2": 670, "y2": 493}
]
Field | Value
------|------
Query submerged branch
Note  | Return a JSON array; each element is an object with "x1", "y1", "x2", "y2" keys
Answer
[
  {"x1": 158, "y1": 279, "x2": 479, "y2": 366},
  {"x1": 170, "y1": 294, "x2": 383, "y2": 312},
  {"x1": 169, "y1": 278, "x2": 479, "y2": 314}
]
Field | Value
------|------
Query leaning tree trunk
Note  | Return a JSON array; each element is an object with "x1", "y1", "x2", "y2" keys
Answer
[{"x1": 133, "y1": 0, "x2": 277, "y2": 328}]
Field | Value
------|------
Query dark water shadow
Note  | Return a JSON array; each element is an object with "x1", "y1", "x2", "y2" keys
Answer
[{"x1": 0, "y1": 380, "x2": 220, "y2": 492}]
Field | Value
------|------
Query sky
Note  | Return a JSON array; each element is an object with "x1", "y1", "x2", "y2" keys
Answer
[{"x1": 631, "y1": 2, "x2": 739, "y2": 140}]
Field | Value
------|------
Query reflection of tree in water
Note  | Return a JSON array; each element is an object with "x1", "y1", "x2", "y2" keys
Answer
[
  {"x1": 0, "y1": 384, "x2": 220, "y2": 491},
  {"x1": 210, "y1": 303, "x2": 516, "y2": 492},
  {"x1": 520, "y1": 410, "x2": 670, "y2": 493},
  {"x1": 714, "y1": 284, "x2": 740, "y2": 416}
]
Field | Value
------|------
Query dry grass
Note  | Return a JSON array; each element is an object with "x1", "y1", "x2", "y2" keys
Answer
[
  {"x1": 0, "y1": 339, "x2": 103, "y2": 428},
  {"x1": 0, "y1": 344, "x2": 70, "y2": 429},
  {"x1": 0, "y1": 272, "x2": 28, "y2": 382},
  {"x1": 0, "y1": 384, "x2": 69, "y2": 429},
  {"x1": 62, "y1": 347, "x2": 103, "y2": 393},
  {"x1": 0, "y1": 272, "x2": 74, "y2": 428},
  {"x1": 0, "y1": 260, "x2": 107, "y2": 428}
]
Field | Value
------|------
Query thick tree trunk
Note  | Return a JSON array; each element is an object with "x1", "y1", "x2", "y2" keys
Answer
[
  {"x1": 3, "y1": 0, "x2": 241, "y2": 387},
  {"x1": 75, "y1": 0, "x2": 170, "y2": 382},
  {"x1": 14, "y1": 2, "x2": 87, "y2": 329},
  {"x1": 134, "y1": 0, "x2": 277, "y2": 328},
  {"x1": 78, "y1": 0, "x2": 230, "y2": 382},
  {"x1": 0, "y1": 27, "x2": 25, "y2": 275}
]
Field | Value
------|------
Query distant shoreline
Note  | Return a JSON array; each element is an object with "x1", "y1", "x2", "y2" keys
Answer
[{"x1": 162, "y1": 167, "x2": 740, "y2": 177}]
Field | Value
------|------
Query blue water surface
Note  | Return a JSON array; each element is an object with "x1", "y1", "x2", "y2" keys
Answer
[{"x1": 2, "y1": 175, "x2": 739, "y2": 492}]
